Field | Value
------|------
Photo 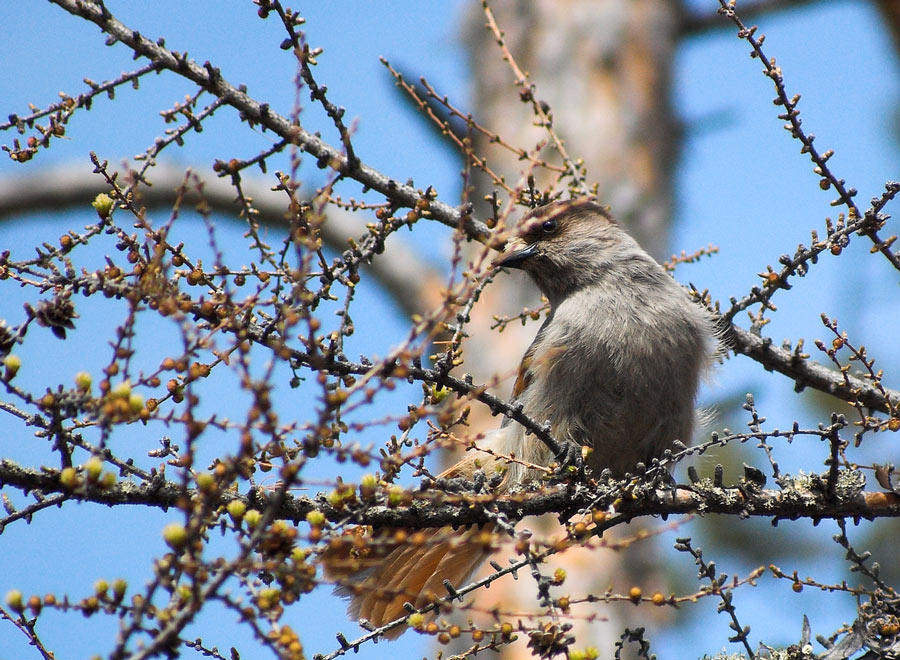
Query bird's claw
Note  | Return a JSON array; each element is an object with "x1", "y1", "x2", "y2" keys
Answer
[{"x1": 553, "y1": 443, "x2": 584, "y2": 479}]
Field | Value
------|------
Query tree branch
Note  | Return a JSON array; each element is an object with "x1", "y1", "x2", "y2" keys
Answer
[
  {"x1": 47, "y1": 0, "x2": 492, "y2": 242},
  {"x1": 3, "y1": 459, "x2": 898, "y2": 531},
  {"x1": 727, "y1": 324, "x2": 900, "y2": 414},
  {"x1": 0, "y1": 163, "x2": 438, "y2": 317}
]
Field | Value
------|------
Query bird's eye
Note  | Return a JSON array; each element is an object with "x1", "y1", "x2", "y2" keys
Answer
[{"x1": 541, "y1": 219, "x2": 558, "y2": 234}]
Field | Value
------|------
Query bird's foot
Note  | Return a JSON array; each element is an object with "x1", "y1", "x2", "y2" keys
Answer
[{"x1": 552, "y1": 443, "x2": 584, "y2": 480}]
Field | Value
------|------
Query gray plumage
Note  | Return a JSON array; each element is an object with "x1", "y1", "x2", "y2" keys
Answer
[{"x1": 497, "y1": 198, "x2": 716, "y2": 479}]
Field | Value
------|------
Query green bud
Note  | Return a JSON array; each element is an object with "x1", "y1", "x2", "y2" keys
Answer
[
  {"x1": 75, "y1": 371, "x2": 92, "y2": 392},
  {"x1": 162, "y1": 522, "x2": 188, "y2": 548},
  {"x1": 111, "y1": 579, "x2": 127, "y2": 599},
  {"x1": 84, "y1": 457, "x2": 103, "y2": 482},
  {"x1": 431, "y1": 384, "x2": 450, "y2": 403},
  {"x1": 92, "y1": 193, "x2": 114, "y2": 219},
  {"x1": 195, "y1": 472, "x2": 215, "y2": 492},
  {"x1": 226, "y1": 499, "x2": 246, "y2": 521},
  {"x1": 59, "y1": 467, "x2": 79, "y2": 489},
  {"x1": 94, "y1": 579, "x2": 108, "y2": 597},
  {"x1": 244, "y1": 509, "x2": 262, "y2": 529},
  {"x1": 2, "y1": 354, "x2": 21, "y2": 379},
  {"x1": 5, "y1": 589, "x2": 23, "y2": 611},
  {"x1": 112, "y1": 380, "x2": 131, "y2": 399},
  {"x1": 128, "y1": 393, "x2": 144, "y2": 414},
  {"x1": 388, "y1": 486, "x2": 405, "y2": 507}
]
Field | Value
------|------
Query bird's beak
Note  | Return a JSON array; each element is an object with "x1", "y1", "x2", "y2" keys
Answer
[{"x1": 495, "y1": 241, "x2": 538, "y2": 269}]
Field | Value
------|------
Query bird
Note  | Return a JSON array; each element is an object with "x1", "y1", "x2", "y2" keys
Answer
[{"x1": 321, "y1": 197, "x2": 717, "y2": 637}]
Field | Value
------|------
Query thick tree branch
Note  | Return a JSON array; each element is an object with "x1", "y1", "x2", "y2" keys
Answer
[
  {"x1": 728, "y1": 324, "x2": 900, "y2": 414},
  {"x1": 3, "y1": 459, "x2": 898, "y2": 530}
]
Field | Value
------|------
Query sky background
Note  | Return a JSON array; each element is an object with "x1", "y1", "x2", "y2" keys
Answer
[{"x1": 1, "y1": 1, "x2": 899, "y2": 658}]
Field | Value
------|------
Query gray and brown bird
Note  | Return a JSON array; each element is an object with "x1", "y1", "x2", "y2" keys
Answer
[{"x1": 322, "y1": 198, "x2": 717, "y2": 636}]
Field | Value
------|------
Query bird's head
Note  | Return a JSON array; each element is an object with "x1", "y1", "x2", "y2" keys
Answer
[{"x1": 496, "y1": 198, "x2": 640, "y2": 302}]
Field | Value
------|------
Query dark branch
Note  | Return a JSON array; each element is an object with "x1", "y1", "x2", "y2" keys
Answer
[{"x1": 728, "y1": 325, "x2": 900, "y2": 414}]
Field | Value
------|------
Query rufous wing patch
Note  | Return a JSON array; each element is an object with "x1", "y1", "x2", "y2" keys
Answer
[{"x1": 512, "y1": 343, "x2": 567, "y2": 398}]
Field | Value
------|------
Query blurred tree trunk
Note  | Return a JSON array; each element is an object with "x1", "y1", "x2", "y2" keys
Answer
[
  {"x1": 467, "y1": 0, "x2": 679, "y2": 258},
  {"x1": 452, "y1": 1, "x2": 680, "y2": 655},
  {"x1": 876, "y1": 0, "x2": 900, "y2": 53}
]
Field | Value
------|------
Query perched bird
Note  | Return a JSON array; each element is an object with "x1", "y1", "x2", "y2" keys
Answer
[{"x1": 322, "y1": 198, "x2": 717, "y2": 636}]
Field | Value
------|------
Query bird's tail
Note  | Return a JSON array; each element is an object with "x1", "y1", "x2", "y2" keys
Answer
[
  {"x1": 323, "y1": 524, "x2": 495, "y2": 638},
  {"x1": 321, "y1": 446, "x2": 505, "y2": 638}
]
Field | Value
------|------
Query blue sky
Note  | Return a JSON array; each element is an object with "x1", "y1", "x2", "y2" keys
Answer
[{"x1": 1, "y1": 1, "x2": 899, "y2": 658}]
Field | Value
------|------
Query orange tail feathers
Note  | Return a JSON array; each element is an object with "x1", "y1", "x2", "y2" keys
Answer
[
  {"x1": 323, "y1": 525, "x2": 495, "y2": 638},
  {"x1": 322, "y1": 450, "x2": 505, "y2": 638}
]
